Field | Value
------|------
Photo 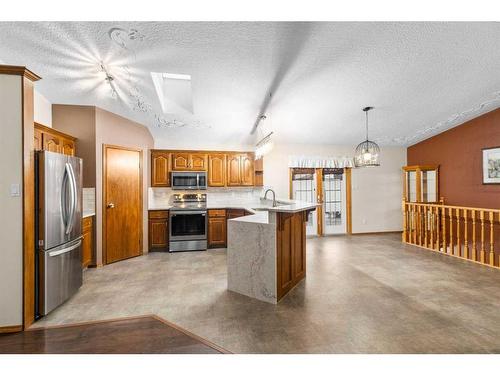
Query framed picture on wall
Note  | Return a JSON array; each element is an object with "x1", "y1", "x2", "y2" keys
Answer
[{"x1": 482, "y1": 146, "x2": 500, "y2": 184}]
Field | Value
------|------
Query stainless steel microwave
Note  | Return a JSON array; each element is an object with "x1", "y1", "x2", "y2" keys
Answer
[{"x1": 171, "y1": 171, "x2": 207, "y2": 190}]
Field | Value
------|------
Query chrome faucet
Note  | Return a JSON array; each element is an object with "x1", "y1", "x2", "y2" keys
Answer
[{"x1": 263, "y1": 188, "x2": 277, "y2": 207}]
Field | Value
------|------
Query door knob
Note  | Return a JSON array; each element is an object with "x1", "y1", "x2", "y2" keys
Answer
[{"x1": 107, "y1": 203, "x2": 115, "y2": 209}]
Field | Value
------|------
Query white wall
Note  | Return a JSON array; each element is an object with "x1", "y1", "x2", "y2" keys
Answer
[
  {"x1": 263, "y1": 143, "x2": 406, "y2": 233},
  {"x1": 34, "y1": 89, "x2": 52, "y2": 126},
  {"x1": 0, "y1": 75, "x2": 23, "y2": 327}
]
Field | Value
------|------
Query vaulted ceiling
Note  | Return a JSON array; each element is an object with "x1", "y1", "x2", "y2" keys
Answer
[{"x1": 1, "y1": 22, "x2": 499, "y2": 148}]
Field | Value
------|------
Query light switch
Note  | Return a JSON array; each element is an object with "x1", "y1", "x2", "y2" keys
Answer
[{"x1": 10, "y1": 183, "x2": 20, "y2": 197}]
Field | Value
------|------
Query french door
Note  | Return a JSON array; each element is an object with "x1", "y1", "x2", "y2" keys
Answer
[
  {"x1": 290, "y1": 167, "x2": 350, "y2": 236},
  {"x1": 290, "y1": 168, "x2": 318, "y2": 235},
  {"x1": 321, "y1": 169, "x2": 347, "y2": 234}
]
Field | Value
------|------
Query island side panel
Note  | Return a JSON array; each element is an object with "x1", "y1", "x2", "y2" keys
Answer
[
  {"x1": 276, "y1": 211, "x2": 307, "y2": 301},
  {"x1": 227, "y1": 219, "x2": 277, "y2": 304}
]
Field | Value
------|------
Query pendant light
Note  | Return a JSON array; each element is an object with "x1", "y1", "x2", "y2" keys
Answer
[
  {"x1": 255, "y1": 114, "x2": 274, "y2": 159},
  {"x1": 355, "y1": 106, "x2": 380, "y2": 167}
]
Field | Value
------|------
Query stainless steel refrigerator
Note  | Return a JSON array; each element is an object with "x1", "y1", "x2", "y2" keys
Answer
[{"x1": 36, "y1": 150, "x2": 83, "y2": 317}]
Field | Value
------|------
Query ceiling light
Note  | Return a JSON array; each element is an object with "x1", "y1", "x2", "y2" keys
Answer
[
  {"x1": 99, "y1": 62, "x2": 117, "y2": 99},
  {"x1": 354, "y1": 107, "x2": 380, "y2": 167},
  {"x1": 255, "y1": 115, "x2": 274, "y2": 159}
]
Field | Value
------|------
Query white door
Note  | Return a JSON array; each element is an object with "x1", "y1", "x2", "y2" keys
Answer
[
  {"x1": 322, "y1": 169, "x2": 347, "y2": 235},
  {"x1": 291, "y1": 169, "x2": 317, "y2": 236}
]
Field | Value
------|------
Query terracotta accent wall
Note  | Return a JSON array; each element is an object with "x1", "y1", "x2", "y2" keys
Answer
[{"x1": 407, "y1": 108, "x2": 500, "y2": 209}]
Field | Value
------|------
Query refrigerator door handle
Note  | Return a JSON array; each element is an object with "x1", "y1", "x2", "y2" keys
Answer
[
  {"x1": 65, "y1": 163, "x2": 76, "y2": 235},
  {"x1": 61, "y1": 163, "x2": 70, "y2": 232},
  {"x1": 49, "y1": 238, "x2": 82, "y2": 257}
]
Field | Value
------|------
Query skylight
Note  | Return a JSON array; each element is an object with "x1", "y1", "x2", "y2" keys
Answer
[{"x1": 151, "y1": 71, "x2": 193, "y2": 114}]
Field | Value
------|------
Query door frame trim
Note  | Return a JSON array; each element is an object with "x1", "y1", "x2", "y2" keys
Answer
[
  {"x1": 288, "y1": 167, "x2": 352, "y2": 236},
  {"x1": 102, "y1": 144, "x2": 143, "y2": 265}
]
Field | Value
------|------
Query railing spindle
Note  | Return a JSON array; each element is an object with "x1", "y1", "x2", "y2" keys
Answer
[
  {"x1": 424, "y1": 206, "x2": 428, "y2": 248},
  {"x1": 489, "y1": 211, "x2": 495, "y2": 266},
  {"x1": 456, "y1": 208, "x2": 461, "y2": 257},
  {"x1": 472, "y1": 210, "x2": 477, "y2": 261},
  {"x1": 449, "y1": 207, "x2": 454, "y2": 255},
  {"x1": 463, "y1": 209, "x2": 468, "y2": 259},
  {"x1": 480, "y1": 211, "x2": 486, "y2": 263},
  {"x1": 430, "y1": 207, "x2": 434, "y2": 250},
  {"x1": 442, "y1": 205, "x2": 447, "y2": 253},
  {"x1": 435, "y1": 205, "x2": 440, "y2": 251}
]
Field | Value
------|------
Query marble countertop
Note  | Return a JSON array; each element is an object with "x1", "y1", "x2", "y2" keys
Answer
[
  {"x1": 230, "y1": 210, "x2": 271, "y2": 224},
  {"x1": 149, "y1": 198, "x2": 318, "y2": 216}
]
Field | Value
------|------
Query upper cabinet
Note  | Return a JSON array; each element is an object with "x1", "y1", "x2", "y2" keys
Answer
[
  {"x1": 403, "y1": 165, "x2": 440, "y2": 203},
  {"x1": 208, "y1": 154, "x2": 226, "y2": 187},
  {"x1": 35, "y1": 123, "x2": 76, "y2": 156},
  {"x1": 172, "y1": 152, "x2": 208, "y2": 171},
  {"x1": 151, "y1": 150, "x2": 171, "y2": 187},
  {"x1": 227, "y1": 153, "x2": 254, "y2": 186},
  {"x1": 151, "y1": 150, "x2": 259, "y2": 187}
]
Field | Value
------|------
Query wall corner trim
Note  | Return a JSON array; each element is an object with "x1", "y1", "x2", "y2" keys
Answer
[{"x1": 0, "y1": 65, "x2": 41, "y2": 81}]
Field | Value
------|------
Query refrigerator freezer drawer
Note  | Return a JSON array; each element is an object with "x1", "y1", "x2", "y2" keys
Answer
[{"x1": 38, "y1": 237, "x2": 83, "y2": 315}]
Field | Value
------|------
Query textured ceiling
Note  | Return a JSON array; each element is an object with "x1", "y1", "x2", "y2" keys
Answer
[{"x1": 1, "y1": 22, "x2": 500, "y2": 148}]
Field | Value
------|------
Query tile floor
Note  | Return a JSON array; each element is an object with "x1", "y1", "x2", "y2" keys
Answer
[{"x1": 33, "y1": 233, "x2": 500, "y2": 353}]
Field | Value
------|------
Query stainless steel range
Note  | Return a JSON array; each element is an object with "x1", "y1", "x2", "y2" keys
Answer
[{"x1": 169, "y1": 193, "x2": 207, "y2": 252}]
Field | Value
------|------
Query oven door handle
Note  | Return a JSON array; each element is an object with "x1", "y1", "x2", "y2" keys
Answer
[{"x1": 170, "y1": 211, "x2": 207, "y2": 216}]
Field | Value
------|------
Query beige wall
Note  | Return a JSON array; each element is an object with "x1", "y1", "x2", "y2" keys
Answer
[
  {"x1": 52, "y1": 105, "x2": 96, "y2": 188},
  {"x1": 264, "y1": 143, "x2": 406, "y2": 233},
  {"x1": 0, "y1": 75, "x2": 23, "y2": 327},
  {"x1": 95, "y1": 108, "x2": 154, "y2": 264},
  {"x1": 34, "y1": 89, "x2": 52, "y2": 126}
]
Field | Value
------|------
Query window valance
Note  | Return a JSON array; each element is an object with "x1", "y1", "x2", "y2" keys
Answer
[{"x1": 288, "y1": 155, "x2": 355, "y2": 169}]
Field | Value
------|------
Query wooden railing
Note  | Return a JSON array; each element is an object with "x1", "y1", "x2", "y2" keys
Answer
[{"x1": 402, "y1": 200, "x2": 500, "y2": 269}]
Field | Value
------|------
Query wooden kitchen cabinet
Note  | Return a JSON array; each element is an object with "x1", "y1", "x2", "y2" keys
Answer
[
  {"x1": 208, "y1": 209, "x2": 227, "y2": 248},
  {"x1": 150, "y1": 149, "x2": 260, "y2": 187},
  {"x1": 172, "y1": 152, "x2": 208, "y2": 171},
  {"x1": 151, "y1": 150, "x2": 171, "y2": 187},
  {"x1": 276, "y1": 211, "x2": 306, "y2": 300},
  {"x1": 82, "y1": 216, "x2": 94, "y2": 268},
  {"x1": 148, "y1": 210, "x2": 169, "y2": 251},
  {"x1": 208, "y1": 154, "x2": 226, "y2": 186},
  {"x1": 227, "y1": 153, "x2": 254, "y2": 186},
  {"x1": 35, "y1": 123, "x2": 76, "y2": 156}
]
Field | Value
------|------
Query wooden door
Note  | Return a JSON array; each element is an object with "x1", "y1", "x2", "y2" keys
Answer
[
  {"x1": 42, "y1": 132, "x2": 61, "y2": 153},
  {"x1": 172, "y1": 153, "x2": 190, "y2": 170},
  {"x1": 191, "y1": 153, "x2": 208, "y2": 171},
  {"x1": 208, "y1": 217, "x2": 227, "y2": 248},
  {"x1": 226, "y1": 154, "x2": 241, "y2": 186},
  {"x1": 104, "y1": 146, "x2": 143, "y2": 264},
  {"x1": 148, "y1": 210, "x2": 168, "y2": 251},
  {"x1": 208, "y1": 154, "x2": 226, "y2": 186},
  {"x1": 240, "y1": 153, "x2": 254, "y2": 186},
  {"x1": 61, "y1": 138, "x2": 75, "y2": 156},
  {"x1": 151, "y1": 151, "x2": 171, "y2": 186}
]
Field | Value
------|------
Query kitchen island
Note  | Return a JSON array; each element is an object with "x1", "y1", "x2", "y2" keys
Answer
[{"x1": 227, "y1": 201, "x2": 316, "y2": 304}]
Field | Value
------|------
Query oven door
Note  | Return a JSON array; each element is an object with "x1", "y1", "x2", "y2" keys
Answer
[{"x1": 169, "y1": 210, "x2": 207, "y2": 241}]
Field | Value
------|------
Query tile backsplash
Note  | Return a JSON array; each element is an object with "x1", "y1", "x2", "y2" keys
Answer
[
  {"x1": 83, "y1": 188, "x2": 96, "y2": 213},
  {"x1": 149, "y1": 187, "x2": 264, "y2": 207}
]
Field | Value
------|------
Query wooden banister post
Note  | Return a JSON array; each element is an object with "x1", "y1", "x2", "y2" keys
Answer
[
  {"x1": 489, "y1": 211, "x2": 495, "y2": 266},
  {"x1": 463, "y1": 209, "x2": 469, "y2": 259},
  {"x1": 456, "y1": 208, "x2": 461, "y2": 257}
]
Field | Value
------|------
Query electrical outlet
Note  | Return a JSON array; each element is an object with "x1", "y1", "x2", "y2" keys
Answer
[{"x1": 10, "y1": 183, "x2": 20, "y2": 197}]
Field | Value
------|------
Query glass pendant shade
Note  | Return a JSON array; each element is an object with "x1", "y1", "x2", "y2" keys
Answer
[{"x1": 354, "y1": 107, "x2": 380, "y2": 167}]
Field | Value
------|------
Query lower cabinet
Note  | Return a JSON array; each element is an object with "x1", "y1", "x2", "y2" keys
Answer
[
  {"x1": 276, "y1": 211, "x2": 306, "y2": 300},
  {"x1": 148, "y1": 210, "x2": 169, "y2": 251},
  {"x1": 82, "y1": 216, "x2": 94, "y2": 268},
  {"x1": 208, "y1": 209, "x2": 227, "y2": 248}
]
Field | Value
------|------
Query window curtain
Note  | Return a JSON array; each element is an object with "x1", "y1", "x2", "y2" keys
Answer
[{"x1": 288, "y1": 155, "x2": 355, "y2": 168}]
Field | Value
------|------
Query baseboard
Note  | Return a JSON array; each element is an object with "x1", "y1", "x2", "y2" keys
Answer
[
  {"x1": 351, "y1": 230, "x2": 403, "y2": 235},
  {"x1": 0, "y1": 325, "x2": 23, "y2": 334}
]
